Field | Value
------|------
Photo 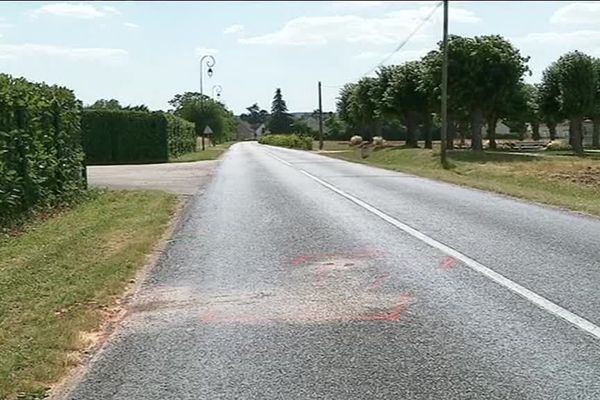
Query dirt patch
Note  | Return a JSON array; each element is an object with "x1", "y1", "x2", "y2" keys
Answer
[{"x1": 542, "y1": 165, "x2": 600, "y2": 187}]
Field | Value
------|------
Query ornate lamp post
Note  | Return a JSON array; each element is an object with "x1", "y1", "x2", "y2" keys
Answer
[
  {"x1": 212, "y1": 84, "x2": 223, "y2": 100},
  {"x1": 199, "y1": 54, "x2": 215, "y2": 151}
]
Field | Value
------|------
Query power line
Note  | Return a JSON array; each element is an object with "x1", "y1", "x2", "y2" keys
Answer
[{"x1": 361, "y1": 0, "x2": 443, "y2": 78}]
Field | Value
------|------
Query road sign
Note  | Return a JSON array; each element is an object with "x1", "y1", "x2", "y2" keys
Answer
[{"x1": 203, "y1": 125, "x2": 213, "y2": 135}]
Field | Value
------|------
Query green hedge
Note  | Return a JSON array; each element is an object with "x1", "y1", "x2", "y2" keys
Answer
[
  {"x1": 259, "y1": 134, "x2": 313, "y2": 150},
  {"x1": 165, "y1": 113, "x2": 196, "y2": 158},
  {"x1": 82, "y1": 110, "x2": 195, "y2": 164},
  {"x1": 0, "y1": 74, "x2": 86, "y2": 227}
]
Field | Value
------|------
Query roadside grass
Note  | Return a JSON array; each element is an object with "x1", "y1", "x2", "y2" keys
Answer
[
  {"x1": 171, "y1": 141, "x2": 234, "y2": 163},
  {"x1": 323, "y1": 144, "x2": 600, "y2": 217},
  {"x1": 0, "y1": 190, "x2": 177, "y2": 399}
]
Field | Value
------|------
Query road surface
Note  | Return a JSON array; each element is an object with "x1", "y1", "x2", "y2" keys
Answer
[{"x1": 63, "y1": 142, "x2": 600, "y2": 399}]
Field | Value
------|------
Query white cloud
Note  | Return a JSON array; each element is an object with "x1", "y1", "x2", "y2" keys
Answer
[
  {"x1": 354, "y1": 48, "x2": 429, "y2": 61},
  {"x1": 329, "y1": 1, "x2": 385, "y2": 11},
  {"x1": 550, "y1": 2, "x2": 600, "y2": 26},
  {"x1": 124, "y1": 22, "x2": 140, "y2": 29},
  {"x1": 515, "y1": 30, "x2": 600, "y2": 53},
  {"x1": 31, "y1": 3, "x2": 120, "y2": 19},
  {"x1": 0, "y1": 43, "x2": 128, "y2": 62},
  {"x1": 194, "y1": 47, "x2": 218, "y2": 56},
  {"x1": 239, "y1": 6, "x2": 478, "y2": 46},
  {"x1": 223, "y1": 24, "x2": 245, "y2": 35}
]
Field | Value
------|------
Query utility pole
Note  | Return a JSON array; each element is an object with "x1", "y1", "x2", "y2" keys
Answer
[
  {"x1": 318, "y1": 81, "x2": 324, "y2": 150},
  {"x1": 440, "y1": 0, "x2": 449, "y2": 166}
]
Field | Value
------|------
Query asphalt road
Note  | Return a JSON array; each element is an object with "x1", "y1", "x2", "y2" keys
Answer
[{"x1": 63, "y1": 142, "x2": 600, "y2": 399}]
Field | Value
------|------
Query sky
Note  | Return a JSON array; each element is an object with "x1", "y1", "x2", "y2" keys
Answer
[{"x1": 0, "y1": 1, "x2": 599, "y2": 115}]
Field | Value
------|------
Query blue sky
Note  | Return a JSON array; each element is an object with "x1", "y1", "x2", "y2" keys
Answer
[{"x1": 0, "y1": 1, "x2": 598, "y2": 114}]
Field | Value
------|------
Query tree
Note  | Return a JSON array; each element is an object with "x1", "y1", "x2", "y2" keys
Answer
[
  {"x1": 123, "y1": 104, "x2": 150, "y2": 112},
  {"x1": 87, "y1": 98, "x2": 122, "y2": 110},
  {"x1": 503, "y1": 83, "x2": 540, "y2": 141},
  {"x1": 592, "y1": 58, "x2": 600, "y2": 149},
  {"x1": 538, "y1": 62, "x2": 563, "y2": 141},
  {"x1": 240, "y1": 103, "x2": 269, "y2": 129},
  {"x1": 554, "y1": 51, "x2": 597, "y2": 154},
  {"x1": 383, "y1": 61, "x2": 428, "y2": 147},
  {"x1": 324, "y1": 113, "x2": 344, "y2": 140},
  {"x1": 353, "y1": 77, "x2": 384, "y2": 141},
  {"x1": 169, "y1": 91, "x2": 236, "y2": 144},
  {"x1": 291, "y1": 119, "x2": 315, "y2": 136},
  {"x1": 337, "y1": 83, "x2": 359, "y2": 134},
  {"x1": 267, "y1": 88, "x2": 294, "y2": 134}
]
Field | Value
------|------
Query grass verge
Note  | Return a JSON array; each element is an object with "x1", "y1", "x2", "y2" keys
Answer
[
  {"x1": 171, "y1": 142, "x2": 234, "y2": 162},
  {"x1": 0, "y1": 190, "x2": 178, "y2": 399},
  {"x1": 322, "y1": 144, "x2": 600, "y2": 217}
]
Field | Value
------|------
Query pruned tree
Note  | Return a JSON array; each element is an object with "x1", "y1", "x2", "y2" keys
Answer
[
  {"x1": 383, "y1": 61, "x2": 428, "y2": 147},
  {"x1": 554, "y1": 51, "x2": 597, "y2": 154}
]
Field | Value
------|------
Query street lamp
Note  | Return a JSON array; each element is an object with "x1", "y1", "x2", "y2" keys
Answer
[
  {"x1": 212, "y1": 84, "x2": 222, "y2": 100},
  {"x1": 199, "y1": 54, "x2": 215, "y2": 151}
]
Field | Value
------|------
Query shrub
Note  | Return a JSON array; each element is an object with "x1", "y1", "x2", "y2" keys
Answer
[
  {"x1": 545, "y1": 139, "x2": 571, "y2": 151},
  {"x1": 258, "y1": 134, "x2": 312, "y2": 150},
  {"x1": 82, "y1": 110, "x2": 195, "y2": 164},
  {"x1": 350, "y1": 135, "x2": 363, "y2": 146},
  {"x1": 0, "y1": 74, "x2": 86, "y2": 227}
]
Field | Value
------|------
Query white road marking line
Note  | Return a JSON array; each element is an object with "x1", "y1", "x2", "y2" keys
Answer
[
  {"x1": 263, "y1": 149, "x2": 293, "y2": 166},
  {"x1": 276, "y1": 168, "x2": 600, "y2": 341}
]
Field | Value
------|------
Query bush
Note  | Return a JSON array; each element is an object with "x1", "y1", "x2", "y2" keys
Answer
[
  {"x1": 0, "y1": 74, "x2": 86, "y2": 227},
  {"x1": 545, "y1": 139, "x2": 571, "y2": 151},
  {"x1": 350, "y1": 135, "x2": 363, "y2": 146},
  {"x1": 82, "y1": 110, "x2": 196, "y2": 164},
  {"x1": 258, "y1": 134, "x2": 312, "y2": 150}
]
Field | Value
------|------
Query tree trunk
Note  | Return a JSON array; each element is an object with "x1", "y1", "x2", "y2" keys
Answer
[
  {"x1": 593, "y1": 117, "x2": 600, "y2": 149},
  {"x1": 532, "y1": 122, "x2": 540, "y2": 141},
  {"x1": 457, "y1": 120, "x2": 467, "y2": 148},
  {"x1": 569, "y1": 119, "x2": 575, "y2": 147},
  {"x1": 571, "y1": 116, "x2": 584, "y2": 155},
  {"x1": 447, "y1": 118, "x2": 455, "y2": 150},
  {"x1": 423, "y1": 113, "x2": 433, "y2": 149},
  {"x1": 471, "y1": 109, "x2": 483, "y2": 151},
  {"x1": 486, "y1": 115, "x2": 498, "y2": 150},
  {"x1": 548, "y1": 122, "x2": 557, "y2": 141},
  {"x1": 374, "y1": 119, "x2": 383, "y2": 139},
  {"x1": 405, "y1": 112, "x2": 418, "y2": 148}
]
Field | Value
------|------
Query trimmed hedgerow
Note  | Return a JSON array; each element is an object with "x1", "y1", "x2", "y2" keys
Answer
[
  {"x1": 165, "y1": 113, "x2": 196, "y2": 158},
  {"x1": 259, "y1": 134, "x2": 313, "y2": 150},
  {"x1": 82, "y1": 110, "x2": 196, "y2": 164},
  {"x1": 0, "y1": 74, "x2": 86, "y2": 227}
]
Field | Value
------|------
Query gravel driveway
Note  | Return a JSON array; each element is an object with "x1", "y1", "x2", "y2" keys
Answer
[{"x1": 87, "y1": 161, "x2": 219, "y2": 195}]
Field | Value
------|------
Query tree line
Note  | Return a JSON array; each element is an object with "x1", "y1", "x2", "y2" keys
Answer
[{"x1": 336, "y1": 34, "x2": 600, "y2": 154}]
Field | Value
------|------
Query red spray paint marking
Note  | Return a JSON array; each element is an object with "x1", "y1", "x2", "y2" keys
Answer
[
  {"x1": 358, "y1": 293, "x2": 411, "y2": 322},
  {"x1": 366, "y1": 272, "x2": 391, "y2": 291},
  {"x1": 439, "y1": 256, "x2": 457, "y2": 270},
  {"x1": 291, "y1": 255, "x2": 309, "y2": 266},
  {"x1": 199, "y1": 308, "x2": 216, "y2": 323},
  {"x1": 290, "y1": 248, "x2": 386, "y2": 267}
]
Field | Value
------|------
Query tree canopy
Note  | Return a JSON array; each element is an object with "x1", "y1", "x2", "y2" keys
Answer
[{"x1": 168, "y1": 91, "x2": 236, "y2": 144}]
